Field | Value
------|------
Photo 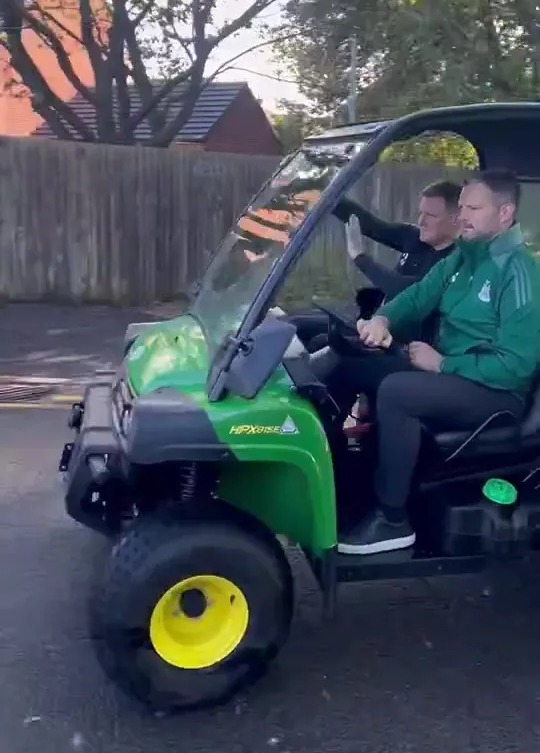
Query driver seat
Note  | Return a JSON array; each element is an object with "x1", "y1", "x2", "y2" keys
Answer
[{"x1": 434, "y1": 377, "x2": 540, "y2": 460}]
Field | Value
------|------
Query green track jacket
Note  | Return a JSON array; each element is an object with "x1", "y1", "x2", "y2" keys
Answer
[{"x1": 378, "y1": 223, "x2": 540, "y2": 395}]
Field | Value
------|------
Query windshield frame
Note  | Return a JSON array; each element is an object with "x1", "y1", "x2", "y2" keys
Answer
[
  {"x1": 190, "y1": 140, "x2": 368, "y2": 357},
  {"x1": 203, "y1": 130, "x2": 393, "y2": 400}
]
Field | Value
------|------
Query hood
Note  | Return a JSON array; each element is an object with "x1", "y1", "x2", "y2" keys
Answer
[{"x1": 125, "y1": 314, "x2": 209, "y2": 396}]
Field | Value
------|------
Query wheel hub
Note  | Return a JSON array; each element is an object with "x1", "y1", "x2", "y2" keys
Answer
[
  {"x1": 149, "y1": 575, "x2": 249, "y2": 670},
  {"x1": 179, "y1": 588, "x2": 207, "y2": 618}
]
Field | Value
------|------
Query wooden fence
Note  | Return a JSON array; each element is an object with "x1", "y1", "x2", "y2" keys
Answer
[
  {"x1": 0, "y1": 137, "x2": 467, "y2": 305},
  {"x1": 0, "y1": 138, "x2": 278, "y2": 304}
]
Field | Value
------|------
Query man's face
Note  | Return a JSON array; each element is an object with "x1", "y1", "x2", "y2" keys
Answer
[
  {"x1": 459, "y1": 181, "x2": 514, "y2": 241},
  {"x1": 417, "y1": 195, "x2": 458, "y2": 247}
]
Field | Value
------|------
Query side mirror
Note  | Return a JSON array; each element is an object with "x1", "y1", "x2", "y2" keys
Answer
[{"x1": 225, "y1": 317, "x2": 296, "y2": 400}]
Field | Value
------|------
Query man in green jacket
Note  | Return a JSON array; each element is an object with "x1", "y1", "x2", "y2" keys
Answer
[{"x1": 331, "y1": 169, "x2": 540, "y2": 556}]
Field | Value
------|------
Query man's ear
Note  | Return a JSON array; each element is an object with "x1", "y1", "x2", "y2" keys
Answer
[{"x1": 499, "y1": 202, "x2": 516, "y2": 227}]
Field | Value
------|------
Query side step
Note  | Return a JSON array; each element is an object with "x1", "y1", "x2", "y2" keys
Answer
[
  {"x1": 305, "y1": 547, "x2": 488, "y2": 620},
  {"x1": 336, "y1": 549, "x2": 487, "y2": 583}
]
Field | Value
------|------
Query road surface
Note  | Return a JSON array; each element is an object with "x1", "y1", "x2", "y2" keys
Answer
[{"x1": 2, "y1": 406, "x2": 540, "y2": 753}]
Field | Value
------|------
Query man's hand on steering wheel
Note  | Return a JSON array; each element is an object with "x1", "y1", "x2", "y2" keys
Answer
[{"x1": 357, "y1": 315, "x2": 393, "y2": 349}]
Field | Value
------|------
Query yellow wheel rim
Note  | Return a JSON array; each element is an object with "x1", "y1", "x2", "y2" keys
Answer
[{"x1": 149, "y1": 575, "x2": 249, "y2": 670}]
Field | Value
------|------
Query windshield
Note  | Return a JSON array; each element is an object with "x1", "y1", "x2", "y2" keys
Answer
[{"x1": 191, "y1": 139, "x2": 371, "y2": 354}]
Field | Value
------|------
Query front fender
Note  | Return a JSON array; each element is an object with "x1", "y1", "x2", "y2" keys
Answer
[{"x1": 212, "y1": 387, "x2": 337, "y2": 555}]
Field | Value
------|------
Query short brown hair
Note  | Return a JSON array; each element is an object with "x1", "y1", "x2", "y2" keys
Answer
[
  {"x1": 464, "y1": 169, "x2": 521, "y2": 209},
  {"x1": 421, "y1": 180, "x2": 461, "y2": 211}
]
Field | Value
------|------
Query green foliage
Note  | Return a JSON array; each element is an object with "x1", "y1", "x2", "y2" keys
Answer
[
  {"x1": 270, "y1": 100, "x2": 331, "y2": 152},
  {"x1": 272, "y1": 0, "x2": 540, "y2": 122},
  {"x1": 380, "y1": 133, "x2": 479, "y2": 169}
]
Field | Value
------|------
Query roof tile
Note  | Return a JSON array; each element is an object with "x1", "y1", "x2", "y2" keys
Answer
[{"x1": 33, "y1": 80, "x2": 248, "y2": 141}]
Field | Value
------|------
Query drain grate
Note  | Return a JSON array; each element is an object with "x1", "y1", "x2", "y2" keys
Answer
[{"x1": 0, "y1": 383, "x2": 55, "y2": 402}]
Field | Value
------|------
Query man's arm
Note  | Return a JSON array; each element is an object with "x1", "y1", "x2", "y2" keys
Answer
[
  {"x1": 334, "y1": 196, "x2": 420, "y2": 253},
  {"x1": 441, "y1": 256, "x2": 540, "y2": 392},
  {"x1": 354, "y1": 255, "x2": 420, "y2": 298},
  {"x1": 376, "y1": 251, "x2": 460, "y2": 336}
]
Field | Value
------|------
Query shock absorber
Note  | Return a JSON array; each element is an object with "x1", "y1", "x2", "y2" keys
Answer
[
  {"x1": 177, "y1": 462, "x2": 216, "y2": 505},
  {"x1": 179, "y1": 463, "x2": 198, "y2": 503}
]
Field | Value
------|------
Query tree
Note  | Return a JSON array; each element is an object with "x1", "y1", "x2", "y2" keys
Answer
[
  {"x1": 0, "y1": 0, "x2": 282, "y2": 145},
  {"x1": 270, "y1": 99, "x2": 330, "y2": 152},
  {"x1": 380, "y1": 133, "x2": 479, "y2": 168},
  {"x1": 273, "y1": 0, "x2": 540, "y2": 123}
]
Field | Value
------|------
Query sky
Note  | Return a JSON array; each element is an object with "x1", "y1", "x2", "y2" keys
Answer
[{"x1": 205, "y1": 0, "x2": 302, "y2": 111}]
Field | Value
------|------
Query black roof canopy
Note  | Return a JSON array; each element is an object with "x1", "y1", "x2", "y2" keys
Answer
[{"x1": 306, "y1": 102, "x2": 540, "y2": 177}]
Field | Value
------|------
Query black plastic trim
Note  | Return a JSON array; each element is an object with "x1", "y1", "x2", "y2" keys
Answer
[
  {"x1": 64, "y1": 375, "x2": 120, "y2": 532},
  {"x1": 125, "y1": 388, "x2": 233, "y2": 465}
]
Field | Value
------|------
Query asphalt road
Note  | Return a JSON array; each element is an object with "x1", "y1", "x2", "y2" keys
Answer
[
  {"x1": 0, "y1": 302, "x2": 177, "y2": 380},
  {"x1": 3, "y1": 407, "x2": 540, "y2": 753}
]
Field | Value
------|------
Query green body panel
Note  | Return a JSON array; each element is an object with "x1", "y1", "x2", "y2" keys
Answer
[
  {"x1": 126, "y1": 315, "x2": 210, "y2": 394},
  {"x1": 124, "y1": 315, "x2": 337, "y2": 554},
  {"x1": 214, "y1": 385, "x2": 337, "y2": 554}
]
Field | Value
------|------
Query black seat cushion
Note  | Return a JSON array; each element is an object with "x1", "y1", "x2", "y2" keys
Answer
[{"x1": 434, "y1": 381, "x2": 540, "y2": 458}]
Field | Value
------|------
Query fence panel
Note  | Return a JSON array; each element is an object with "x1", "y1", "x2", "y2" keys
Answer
[{"x1": 0, "y1": 137, "x2": 471, "y2": 304}]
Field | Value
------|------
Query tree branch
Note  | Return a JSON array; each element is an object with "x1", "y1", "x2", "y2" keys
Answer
[
  {"x1": 126, "y1": 65, "x2": 195, "y2": 132},
  {"x1": 147, "y1": 1, "x2": 281, "y2": 146},
  {"x1": 148, "y1": 33, "x2": 292, "y2": 146},
  {"x1": 511, "y1": 0, "x2": 540, "y2": 97},
  {"x1": 31, "y1": 100, "x2": 74, "y2": 140},
  {"x1": 109, "y1": 1, "x2": 131, "y2": 141},
  {"x1": 222, "y1": 65, "x2": 298, "y2": 84},
  {"x1": 147, "y1": 0, "x2": 211, "y2": 146},
  {"x1": 11, "y1": 1, "x2": 98, "y2": 106},
  {"x1": 133, "y1": 0, "x2": 157, "y2": 27},
  {"x1": 206, "y1": 34, "x2": 295, "y2": 82},
  {"x1": 115, "y1": 0, "x2": 167, "y2": 136},
  {"x1": 477, "y1": 0, "x2": 515, "y2": 96},
  {"x1": 211, "y1": 0, "x2": 278, "y2": 47},
  {"x1": 79, "y1": 0, "x2": 105, "y2": 73},
  {"x1": 1, "y1": 0, "x2": 284, "y2": 145},
  {"x1": 79, "y1": 0, "x2": 116, "y2": 140},
  {"x1": 1, "y1": 1, "x2": 96, "y2": 140}
]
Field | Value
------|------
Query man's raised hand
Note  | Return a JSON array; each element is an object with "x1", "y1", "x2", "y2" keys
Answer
[{"x1": 345, "y1": 215, "x2": 364, "y2": 261}]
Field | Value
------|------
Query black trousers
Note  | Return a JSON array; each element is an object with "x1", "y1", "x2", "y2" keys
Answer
[{"x1": 327, "y1": 352, "x2": 525, "y2": 518}]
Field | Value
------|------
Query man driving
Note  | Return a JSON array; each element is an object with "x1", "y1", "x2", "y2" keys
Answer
[
  {"x1": 328, "y1": 169, "x2": 540, "y2": 556},
  {"x1": 291, "y1": 180, "x2": 462, "y2": 354}
]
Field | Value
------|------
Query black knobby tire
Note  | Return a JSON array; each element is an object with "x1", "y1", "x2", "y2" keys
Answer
[{"x1": 89, "y1": 512, "x2": 294, "y2": 712}]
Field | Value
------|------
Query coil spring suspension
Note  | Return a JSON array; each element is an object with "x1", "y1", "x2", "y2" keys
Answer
[
  {"x1": 179, "y1": 463, "x2": 198, "y2": 503},
  {"x1": 178, "y1": 462, "x2": 217, "y2": 505}
]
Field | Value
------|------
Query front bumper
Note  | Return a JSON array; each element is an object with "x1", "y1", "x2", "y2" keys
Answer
[{"x1": 59, "y1": 370, "x2": 127, "y2": 534}]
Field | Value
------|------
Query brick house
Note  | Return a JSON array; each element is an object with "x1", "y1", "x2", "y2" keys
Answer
[
  {"x1": 33, "y1": 81, "x2": 283, "y2": 155},
  {"x1": 0, "y1": 0, "x2": 282, "y2": 155}
]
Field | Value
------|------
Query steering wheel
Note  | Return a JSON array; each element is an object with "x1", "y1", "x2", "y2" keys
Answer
[{"x1": 312, "y1": 301, "x2": 398, "y2": 357}]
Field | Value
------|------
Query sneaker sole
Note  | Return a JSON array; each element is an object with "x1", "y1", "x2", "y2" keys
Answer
[{"x1": 337, "y1": 533, "x2": 416, "y2": 555}]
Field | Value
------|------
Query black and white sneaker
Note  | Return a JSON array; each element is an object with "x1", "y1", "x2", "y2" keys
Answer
[{"x1": 338, "y1": 510, "x2": 416, "y2": 555}]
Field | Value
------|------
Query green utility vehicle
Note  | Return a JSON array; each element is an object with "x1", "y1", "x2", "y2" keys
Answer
[{"x1": 60, "y1": 102, "x2": 540, "y2": 712}]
